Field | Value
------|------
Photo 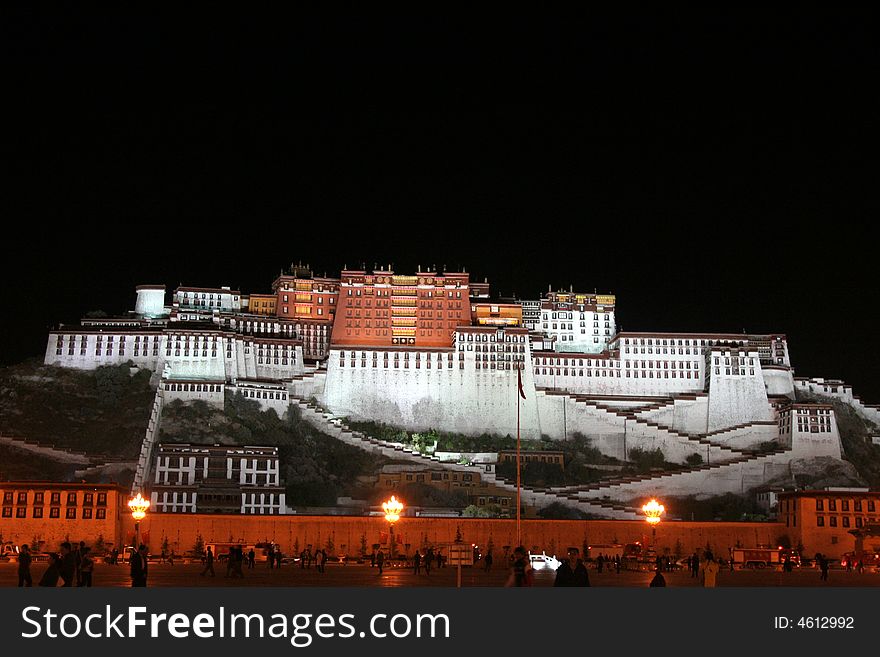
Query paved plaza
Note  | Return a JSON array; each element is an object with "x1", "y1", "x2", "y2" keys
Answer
[{"x1": 3, "y1": 561, "x2": 879, "y2": 587}]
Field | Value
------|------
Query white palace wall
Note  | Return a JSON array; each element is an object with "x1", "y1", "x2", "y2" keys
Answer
[
  {"x1": 763, "y1": 367, "x2": 796, "y2": 397},
  {"x1": 707, "y1": 350, "x2": 773, "y2": 431},
  {"x1": 323, "y1": 348, "x2": 543, "y2": 439},
  {"x1": 533, "y1": 392, "x2": 627, "y2": 458},
  {"x1": 45, "y1": 330, "x2": 305, "y2": 382}
]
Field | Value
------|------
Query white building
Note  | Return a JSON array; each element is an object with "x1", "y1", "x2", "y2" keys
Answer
[
  {"x1": 538, "y1": 290, "x2": 617, "y2": 354},
  {"x1": 518, "y1": 299, "x2": 542, "y2": 331},
  {"x1": 173, "y1": 286, "x2": 242, "y2": 313},
  {"x1": 151, "y1": 443, "x2": 285, "y2": 514}
]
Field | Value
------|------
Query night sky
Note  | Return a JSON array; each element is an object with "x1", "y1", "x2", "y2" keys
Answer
[{"x1": 3, "y1": 10, "x2": 878, "y2": 401}]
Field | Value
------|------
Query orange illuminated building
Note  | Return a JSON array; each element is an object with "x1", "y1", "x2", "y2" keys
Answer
[
  {"x1": 471, "y1": 302, "x2": 522, "y2": 327},
  {"x1": 272, "y1": 263, "x2": 340, "y2": 322},
  {"x1": 0, "y1": 482, "x2": 128, "y2": 552},
  {"x1": 247, "y1": 293, "x2": 277, "y2": 316},
  {"x1": 330, "y1": 267, "x2": 471, "y2": 347}
]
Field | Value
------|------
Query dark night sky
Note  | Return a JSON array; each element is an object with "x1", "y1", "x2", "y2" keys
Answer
[{"x1": 3, "y1": 9, "x2": 878, "y2": 400}]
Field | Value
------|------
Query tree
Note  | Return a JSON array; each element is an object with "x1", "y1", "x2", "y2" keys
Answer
[
  {"x1": 359, "y1": 533, "x2": 368, "y2": 559},
  {"x1": 685, "y1": 453, "x2": 703, "y2": 466},
  {"x1": 461, "y1": 504, "x2": 504, "y2": 518},
  {"x1": 193, "y1": 534, "x2": 204, "y2": 556}
]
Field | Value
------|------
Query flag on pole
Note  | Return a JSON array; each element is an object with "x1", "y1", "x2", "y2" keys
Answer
[{"x1": 517, "y1": 366, "x2": 526, "y2": 400}]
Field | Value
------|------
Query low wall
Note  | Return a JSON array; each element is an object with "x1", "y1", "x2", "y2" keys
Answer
[{"x1": 133, "y1": 514, "x2": 786, "y2": 561}]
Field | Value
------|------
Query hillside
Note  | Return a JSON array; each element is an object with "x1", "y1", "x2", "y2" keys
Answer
[
  {"x1": 158, "y1": 394, "x2": 393, "y2": 506},
  {"x1": 0, "y1": 360, "x2": 153, "y2": 460}
]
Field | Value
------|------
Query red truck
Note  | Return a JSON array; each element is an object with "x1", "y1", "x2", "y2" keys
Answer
[{"x1": 732, "y1": 547, "x2": 781, "y2": 569}]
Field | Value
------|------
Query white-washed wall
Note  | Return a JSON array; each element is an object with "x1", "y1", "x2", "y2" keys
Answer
[
  {"x1": 763, "y1": 367, "x2": 795, "y2": 397},
  {"x1": 323, "y1": 348, "x2": 542, "y2": 439}
]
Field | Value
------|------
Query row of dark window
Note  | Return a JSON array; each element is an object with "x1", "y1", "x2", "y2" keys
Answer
[
  {"x1": 2, "y1": 507, "x2": 107, "y2": 519},
  {"x1": 3, "y1": 492, "x2": 107, "y2": 506}
]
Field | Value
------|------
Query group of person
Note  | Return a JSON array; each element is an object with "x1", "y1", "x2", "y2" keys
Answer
[
  {"x1": 412, "y1": 547, "x2": 442, "y2": 574},
  {"x1": 593, "y1": 553, "x2": 622, "y2": 574},
  {"x1": 17, "y1": 541, "x2": 97, "y2": 588},
  {"x1": 299, "y1": 547, "x2": 329, "y2": 572}
]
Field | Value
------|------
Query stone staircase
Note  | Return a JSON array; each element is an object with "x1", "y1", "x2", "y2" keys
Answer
[
  {"x1": 548, "y1": 445, "x2": 792, "y2": 503},
  {"x1": 288, "y1": 394, "x2": 794, "y2": 520},
  {"x1": 0, "y1": 434, "x2": 92, "y2": 465},
  {"x1": 131, "y1": 385, "x2": 164, "y2": 495},
  {"x1": 547, "y1": 389, "x2": 749, "y2": 462},
  {"x1": 289, "y1": 396, "x2": 644, "y2": 519}
]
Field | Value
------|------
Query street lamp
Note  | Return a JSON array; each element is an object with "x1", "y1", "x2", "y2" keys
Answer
[
  {"x1": 642, "y1": 498, "x2": 665, "y2": 546},
  {"x1": 128, "y1": 492, "x2": 151, "y2": 550},
  {"x1": 382, "y1": 495, "x2": 403, "y2": 563}
]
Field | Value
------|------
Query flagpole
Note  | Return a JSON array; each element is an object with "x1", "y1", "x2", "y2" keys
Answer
[{"x1": 516, "y1": 365, "x2": 521, "y2": 548}]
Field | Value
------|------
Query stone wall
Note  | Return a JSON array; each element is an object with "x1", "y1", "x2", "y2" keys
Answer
[{"x1": 134, "y1": 513, "x2": 787, "y2": 561}]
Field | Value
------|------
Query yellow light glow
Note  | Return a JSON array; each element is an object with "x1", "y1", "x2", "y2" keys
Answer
[
  {"x1": 642, "y1": 498, "x2": 664, "y2": 525},
  {"x1": 128, "y1": 492, "x2": 151, "y2": 521},
  {"x1": 382, "y1": 495, "x2": 404, "y2": 523}
]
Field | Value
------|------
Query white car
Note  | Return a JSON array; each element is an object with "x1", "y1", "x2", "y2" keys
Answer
[{"x1": 528, "y1": 551, "x2": 562, "y2": 571}]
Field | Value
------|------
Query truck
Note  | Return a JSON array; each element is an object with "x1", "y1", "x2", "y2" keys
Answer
[{"x1": 732, "y1": 547, "x2": 781, "y2": 569}]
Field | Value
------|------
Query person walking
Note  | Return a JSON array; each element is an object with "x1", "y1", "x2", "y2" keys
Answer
[
  {"x1": 75, "y1": 541, "x2": 85, "y2": 587},
  {"x1": 818, "y1": 554, "x2": 829, "y2": 582},
  {"x1": 59, "y1": 542, "x2": 76, "y2": 587},
  {"x1": 275, "y1": 549, "x2": 283, "y2": 569},
  {"x1": 201, "y1": 547, "x2": 215, "y2": 577},
  {"x1": 690, "y1": 551, "x2": 700, "y2": 579},
  {"x1": 615, "y1": 555, "x2": 621, "y2": 574},
  {"x1": 596, "y1": 554, "x2": 604, "y2": 574},
  {"x1": 38, "y1": 553, "x2": 61, "y2": 587},
  {"x1": 702, "y1": 553, "x2": 719, "y2": 588},
  {"x1": 110, "y1": 546, "x2": 119, "y2": 565},
  {"x1": 505, "y1": 546, "x2": 532, "y2": 587},
  {"x1": 413, "y1": 549, "x2": 421, "y2": 575},
  {"x1": 248, "y1": 548, "x2": 256, "y2": 569},
  {"x1": 437, "y1": 549, "x2": 443, "y2": 570},
  {"x1": 233, "y1": 546, "x2": 245, "y2": 578},
  {"x1": 484, "y1": 549, "x2": 493, "y2": 573},
  {"x1": 18, "y1": 544, "x2": 33, "y2": 587},
  {"x1": 425, "y1": 547, "x2": 433, "y2": 576},
  {"x1": 80, "y1": 547, "x2": 94, "y2": 587},
  {"x1": 554, "y1": 548, "x2": 590, "y2": 587},
  {"x1": 376, "y1": 549, "x2": 385, "y2": 575},
  {"x1": 130, "y1": 545, "x2": 148, "y2": 587}
]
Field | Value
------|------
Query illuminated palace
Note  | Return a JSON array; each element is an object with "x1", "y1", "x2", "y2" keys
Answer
[{"x1": 42, "y1": 261, "x2": 880, "y2": 518}]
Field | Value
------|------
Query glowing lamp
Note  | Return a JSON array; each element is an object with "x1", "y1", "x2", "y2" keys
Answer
[
  {"x1": 128, "y1": 492, "x2": 151, "y2": 521},
  {"x1": 642, "y1": 498, "x2": 665, "y2": 526},
  {"x1": 382, "y1": 495, "x2": 403, "y2": 523}
]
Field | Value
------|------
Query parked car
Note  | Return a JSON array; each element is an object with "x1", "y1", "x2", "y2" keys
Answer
[{"x1": 528, "y1": 551, "x2": 561, "y2": 571}]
